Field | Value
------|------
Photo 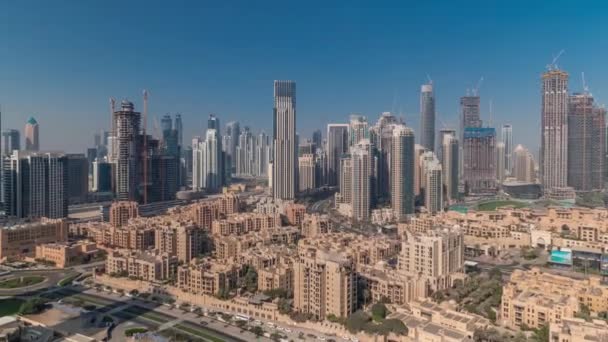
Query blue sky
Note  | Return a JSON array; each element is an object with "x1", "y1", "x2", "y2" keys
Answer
[{"x1": 0, "y1": 1, "x2": 607, "y2": 154}]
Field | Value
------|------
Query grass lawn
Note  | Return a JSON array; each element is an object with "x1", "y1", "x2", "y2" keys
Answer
[
  {"x1": 477, "y1": 200, "x2": 527, "y2": 211},
  {"x1": 175, "y1": 323, "x2": 226, "y2": 342},
  {"x1": 0, "y1": 275, "x2": 45, "y2": 289},
  {"x1": 0, "y1": 298, "x2": 25, "y2": 316},
  {"x1": 58, "y1": 273, "x2": 81, "y2": 286}
]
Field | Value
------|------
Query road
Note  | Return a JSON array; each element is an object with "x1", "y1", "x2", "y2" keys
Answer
[
  {"x1": 42, "y1": 286, "x2": 256, "y2": 342},
  {"x1": 0, "y1": 269, "x2": 77, "y2": 296},
  {"x1": 72, "y1": 286, "x2": 350, "y2": 341}
]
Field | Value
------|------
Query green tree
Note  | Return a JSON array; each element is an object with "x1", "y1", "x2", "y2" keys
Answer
[
  {"x1": 532, "y1": 325, "x2": 549, "y2": 342},
  {"x1": 18, "y1": 297, "x2": 49, "y2": 315},
  {"x1": 371, "y1": 302, "x2": 388, "y2": 322},
  {"x1": 277, "y1": 298, "x2": 292, "y2": 314},
  {"x1": 242, "y1": 266, "x2": 258, "y2": 293},
  {"x1": 250, "y1": 326, "x2": 264, "y2": 337}
]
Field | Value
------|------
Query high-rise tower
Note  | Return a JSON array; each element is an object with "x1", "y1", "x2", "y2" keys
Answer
[
  {"x1": 351, "y1": 139, "x2": 371, "y2": 221},
  {"x1": 24, "y1": 117, "x2": 39, "y2": 152},
  {"x1": 327, "y1": 124, "x2": 349, "y2": 186},
  {"x1": 272, "y1": 80, "x2": 296, "y2": 200},
  {"x1": 541, "y1": 69, "x2": 569, "y2": 194},
  {"x1": 112, "y1": 100, "x2": 141, "y2": 201},
  {"x1": 420, "y1": 83, "x2": 435, "y2": 151},
  {"x1": 567, "y1": 92, "x2": 605, "y2": 191},
  {"x1": 501, "y1": 124, "x2": 513, "y2": 175},
  {"x1": 391, "y1": 125, "x2": 415, "y2": 219},
  {"x1": 441, "y1": 133, "x2": 459, "y2": 203}
]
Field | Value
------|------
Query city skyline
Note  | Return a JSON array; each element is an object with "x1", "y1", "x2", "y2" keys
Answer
[{"x1": 1, "y1": 2, "x2": 607, "y2": 154}]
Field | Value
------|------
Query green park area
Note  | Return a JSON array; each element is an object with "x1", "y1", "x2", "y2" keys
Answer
[
  {"x1": 477, "y1": 200, "x2": 527, "y2": 211},
  {"x1": 0, "y1": 298, "x2": 25, "y2": 316},
  {"x1": 0, "y1": 275, "x2": 45, "y2": 289}
]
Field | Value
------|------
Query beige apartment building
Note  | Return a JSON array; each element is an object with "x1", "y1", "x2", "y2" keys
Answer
[
  {"x1": 211, "y1": 213, "x2": 280, "y2": 236},
  {"x1": 177, "y1": 259, "x2": 240, "y2": 296},
  {"x1": 398, "y1": 228, "x2": 465, "y2": 292},
  {"x1": 297, "y1": 232, "x2": 400, "y2": 268},
  {"x1": 284, "y1": 203, "x2": 306, "y2": 226},
  {"x1": 109, "y1": 201, "x2": 139, "y2": 227},
  {"x1": 301, "y1": 213, "x2": 333, "y2": 238},
  {"x1": 106, "y1": 250, "x2": 178, "y2": 282},
  {"x1": 501, "y1": 268, "x2": 608, "y2": 330},
  {"x1": 0, "y1": 219, "x2": 68, "y2": 260},
  {"x1": 35, "y1": 241, "x2": 97, "y2": 268},
  {"x1": 549, "y1": 317, "x2": 608, "y2": 342},
  {"x1": 293, "y1": 242, "x2": 357, "y2": 319},
  {"x1": 258, "y1": 265, "x2": 293, "y2": 293}
]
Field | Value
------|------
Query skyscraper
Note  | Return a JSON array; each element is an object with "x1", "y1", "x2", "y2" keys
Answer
[
  {"x1": 501, "y1": 124, "x2": 513, "y2": 175},
  {"x1": 174, "y1": 114, "x2": 183, "y2": 148},
  {"x1": 192, "y1": 129, "x2": 223, "y2": 192},
  {"x1": 2, "y1": 129, "x2": 20, "y2": 155},
  {"x1": 460, "y1": 96, "x2": 481, "y2": 142},
  {"x1": 420, "y1": 83, "x2": 435, "y2": 151},
  {"x1": 208, "y1": 114, "x2": 220, "y2": 131},
  {"x1": 92, "y1": 159, "x2": 112, "y2": 192},
  {"x1": 375, "y1": 112, "x2": 399, "y2": 199},
  {"x1": 463, "y1": 127, "x2": 497, "y2": 193},
  {"x1": 65, "y1": 154, "x2": 88, "y2": 204},
  {"x1": 272, "y1": 80, "x2": 296, "y2": 200},
  {"x1": 496, "y1": 142, "x2": 506, "y2": 184},
  {"x1": 298, "y1": 154, "x2": 316, "y2": 192},
  {"x1": 312, "y1": 129, "x2": 322, "y2": 151},
  {"x1": 424, "y1": 159, "x2": 443, "y2": 215},
  {"x1": 437, "y1": 128, "x2": 456, "y2": 163},
  {"x1": 111, "y1": 100, "x2": 141, "y2": 201},
  {"x1": 337, "y1": 156, "x2": 352, "y2": 204},
  {"x1": 349, "y1": 114, "x2": 368, "y2": 147},
  {"x1": 441, "y1": 133, "x2": 459, "y2": 203},
  {"x1": 24, "y1": 117, "x2": 39, "y2": 151},
  {"x1": 567, "y1": 92, "x2": 605, "y2": 191},
  {"x1": 351, "y1": 139, "x2": 371, "y2": 221},
  {"x1": 225, "y1": 121, "x2": 240, "y2": 173},
  {"x1": 391, "y1": 125, "x2": 415, "y2": 219},
  {"x1": 327, "y1": 124, "x2": 349, "y2": 186},
  {"x1": 541, "y1": 69, "x2": 569, "y2": 193},
  {"x1": 513, "y1": 145, "x2": 536, "y2": 183},
  {"x1": 3, "y1": 151, "x2": 67, "y2": 219}
]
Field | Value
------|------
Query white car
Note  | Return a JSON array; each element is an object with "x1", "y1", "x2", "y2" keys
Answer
[{"x1": 284, "y1": 328, "x2": 292, "y2": 333}]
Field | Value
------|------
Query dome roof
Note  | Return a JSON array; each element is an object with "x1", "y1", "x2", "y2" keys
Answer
[{"x1": 27, "y1": 117, "x2": 38, "y2": 125}]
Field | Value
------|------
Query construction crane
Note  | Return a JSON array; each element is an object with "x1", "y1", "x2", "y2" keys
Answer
[
  {"x1": 546, "y1": 49, "x2": 565, "y2": 71},
  {"x1": 472, "y1": 77, "x2": 484, "y2": 97},
  {"x1": 581, "y1": 72, "x2": 590, "y2": 95},
  {"x1": 143, "y1": 90, "x2": 149, "y2": 204}
]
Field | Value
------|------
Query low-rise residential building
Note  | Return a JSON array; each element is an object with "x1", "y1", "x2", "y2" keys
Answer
[
  {"x1": 35, "y1": 241, "x2": 98, "y2": 268},
  {"x1": 284, "y1": 203, "x2": 306, "y2": 226},
  {"x1": 106, "y1": 250, "x2": 178, "y2": 282},
  {"x1": 109, "y1": 201, "x2": 139, "y2": 227},
  {"x1": 549, "y1": 317, "x2": 608, "y2": 342},
  {"x1": 211, "y1": 213, "x2": 281, "y2": 236},
  {"x1": 501, "y1": 268, "x2": 608, "y2": 330},
  {"x1": 177, "y1": 259, "x2": 240, "y2": 296},
  {"x1": 0, "y1": 219, "x2": 68, "y2": 260},
  {"x1": 301, "y1": 213, "x2": 333, "y2": 238}
]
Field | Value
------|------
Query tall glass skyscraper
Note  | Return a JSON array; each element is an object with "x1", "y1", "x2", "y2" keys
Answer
[
  {"x1": 272, "y1": 80, "x2": 296, "y2": 200},
  {"x1": 420, "y1": 83, "x2": 435, "y2": 151}
]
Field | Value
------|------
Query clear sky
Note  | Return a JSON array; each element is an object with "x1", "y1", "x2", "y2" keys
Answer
[{"x1": 1, "y1": 0, "x2": 607, "y2": 155}]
